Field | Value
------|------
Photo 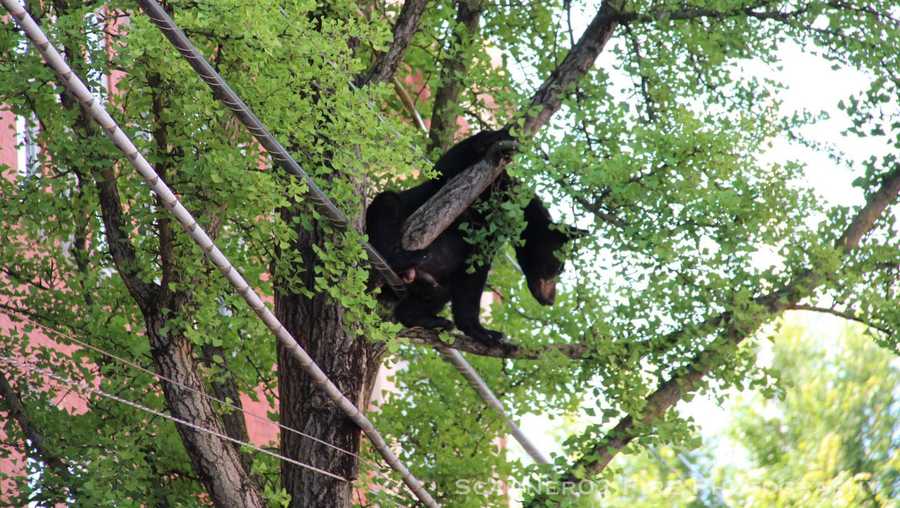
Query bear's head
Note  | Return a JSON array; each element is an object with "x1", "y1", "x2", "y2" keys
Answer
[
  {"x1": 434, "y1": 128, "x2": 515, "y2": 179},
  {"x1": 515, "y1": 199, "x2": 586, "y2": 305}
]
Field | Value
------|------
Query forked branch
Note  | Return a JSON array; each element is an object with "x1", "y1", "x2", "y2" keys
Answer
[{"x1": 401, "y1": 0, "x2": 625, "y2": 250}]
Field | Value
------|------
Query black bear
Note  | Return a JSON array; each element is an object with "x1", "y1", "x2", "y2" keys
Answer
[{"x1": 366, "y1": 129, "x2": 583, "y2": 344}]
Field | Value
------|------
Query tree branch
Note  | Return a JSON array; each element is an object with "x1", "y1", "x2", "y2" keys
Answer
[
  {"x1": 529, "y1": 167, "x2": 900, "y2": 504},
  {"x1": 149, "y1": 72, "x2": 177, "y2": 306},
  {"x1": 400, "y1": 327, "x2": 590, "y2": 360},
  {"x1": 401, "y1": 139, "x2": 517, "y2": 250},
  {"x1": 788, "y1": 304, "x2": 893, "y2": 336},
  {"x1": 402, "y1": 0, "x2": 625, "y2": 249},
  {"x1": 623, "y1": 23, "x2": 656, "y2": 122},
  {"x1": 94, "y1": 167, "x2": 159, "y2": 310},
  {"x1": 356, "y1": 0, "x2": 429, "y2": 87},
  {"x1": 428, "y1": 0, "x2": 484, "y2": 153},
  {"x1": 521, "y1": 0, "x2": 625, "y2": 136},
  {"x1": 393, "y1": 76, "x2": 429, "y2": 133},
  {"x1": 839, "y1": 166, "x2": 900, "y2": 250},
  {"x1": 610, "y1": 2, "x2": 806, "y2": 26},
  {"x1": 608, "y1": 1, "x2": 900, "y2": 33},
  {"x1": 200, "y1": 344, "x2": 257, "y2": 478},
  {"x1": 0, "y1": 368, "x2": 73, "y2": 498}
]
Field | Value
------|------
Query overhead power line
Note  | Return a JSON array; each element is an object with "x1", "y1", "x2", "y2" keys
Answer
[
  {"x1": 0, "y1": 355, "x2": 349, "y2": 482},
  {"x1": 437, "y1": 346, "x2": 551, "y2": 465},
  {"x1": 6, "y1": 311, "x2": 364, "y2": 462},
  {"x1": 134, "y1": 0, "x2": 408, "y2": 298},
  {"x1": 0, "y1": 3, "x2": 437, "y2": 505}
]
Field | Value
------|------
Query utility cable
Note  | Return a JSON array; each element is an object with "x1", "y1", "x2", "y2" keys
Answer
[
  {"x1": 6, "y1": 311, "x2": 364, "y2": 462},
  {"x1": 437, "y1": 345, "x2": 551, "y2": 465},
  {"x1": 134, "y1": 0, "x2": 408, "y2": 297},
  {"x1": 0, "y1": 355, "x2": 349, "y2": 481},
  {"x1": 1, "y1": 3, "x2": 437, "y2": 505}
]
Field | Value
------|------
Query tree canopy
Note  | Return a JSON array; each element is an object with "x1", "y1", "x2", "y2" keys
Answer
[
  {"x1": 0, "y1": 0, "x2": 897, "y2": 507},
  {"x1": 596, "y1": 316, "x2": 900, "y2": 507}
]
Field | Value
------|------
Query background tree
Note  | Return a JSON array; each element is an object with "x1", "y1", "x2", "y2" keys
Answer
[
  {"x1": 726, "y1": 318, "x2": 899, "y2": 507},
  {"x1": 593, "y1": 316, "x2": 899, "y2": 508},
  {"x1": 0, "y1": 1, "x2": 897, "y2": 507}
]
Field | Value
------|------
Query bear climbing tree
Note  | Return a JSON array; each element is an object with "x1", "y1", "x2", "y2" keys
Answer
[{"x1": 367, "y1": 129, "x2": 585, "y2": 344}]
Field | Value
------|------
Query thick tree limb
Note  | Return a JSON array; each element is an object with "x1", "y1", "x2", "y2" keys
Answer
[
  {"x1": 400, "y1": 326, "x2": 590, "y2": 359},
  {"x1": 401, "y1": 0, "x2": 624, "y2": 250},
  {"x1": 144, "y1": 317, "x2": 265, "y2": 508},
  {"x1": 355, "y1": 0, "x2": 429, "y2": 87},
  {"x1": 201, "y1": 344, "x2": 257, "y2": 478},
  {"x1": 428, "y1": 0, "x2": 484, "y2": 153},
  {"x1": 149, "y1": 74, "x2": 179, "y2": 303},
  {"x1": 528, "y1": 168, "x2": 900, "y2": 504},
  {"x1": 401, "y1": 139, "x2": 517, "y2": 250}
]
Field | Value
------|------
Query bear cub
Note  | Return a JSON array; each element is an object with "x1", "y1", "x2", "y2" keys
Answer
[{"x1": 366, "y1": 129, "x2": 583, "y2": 345}]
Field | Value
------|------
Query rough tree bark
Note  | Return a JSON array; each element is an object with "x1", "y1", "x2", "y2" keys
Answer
[
  {"x1": 355, "y1": 0, "x2": 429, "y2": 87},
  {"x1": 202, "y1": 344, "x2": 257, "y2": 476},
  {"x1": 275, "y1": 221, "x2": 385, "y2": 505},
  {"x1": 274, "y1": 1, "x2": 429, "y2": 506},
  {"x1": 143, "y1": 311, "x2": 266, "y2": 508}
]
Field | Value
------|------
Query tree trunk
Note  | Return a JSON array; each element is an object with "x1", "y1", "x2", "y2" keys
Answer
[
  {"x1": 144, "y1": 312, "x2": 265, "y2": 508},
  {"x1": 275, "y1": 222, "x2": 385, "y2": 508}
]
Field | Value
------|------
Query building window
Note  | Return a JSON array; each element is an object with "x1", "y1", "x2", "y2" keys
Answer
[
  {"x1": 84, "y1": 10, "x2": 109, "y2": 100},
  {"x1": 15, "y1": 113, "x2": 40, "y2": 182}
]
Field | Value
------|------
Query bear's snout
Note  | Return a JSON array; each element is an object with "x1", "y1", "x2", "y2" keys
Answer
[{"x1": 529, "y1": 278, "x2": 557, "y2": 306}]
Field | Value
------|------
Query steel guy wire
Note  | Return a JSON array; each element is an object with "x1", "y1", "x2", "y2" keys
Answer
[
  {"x1": 0, "y1": 354, "x2": 349, "y2": 482},
  {"x1": 6, "y1": 310, "x2": 365, "y2": 462},
  {"x1": 1, "y1": 3, "x2": 437, "y2": 504}
]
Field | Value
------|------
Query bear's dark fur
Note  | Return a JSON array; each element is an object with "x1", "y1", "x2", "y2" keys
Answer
[{"x1": 366, "y1": 129, "x2": 582, "y2": 344}]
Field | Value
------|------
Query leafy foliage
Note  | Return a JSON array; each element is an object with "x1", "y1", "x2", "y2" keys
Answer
[
  {"x1": 596, "y1": 316, "x2": 900, "y2": 507},
  {"x1": 0, "y1": 0, "x2": 897, "y2": 506}
]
